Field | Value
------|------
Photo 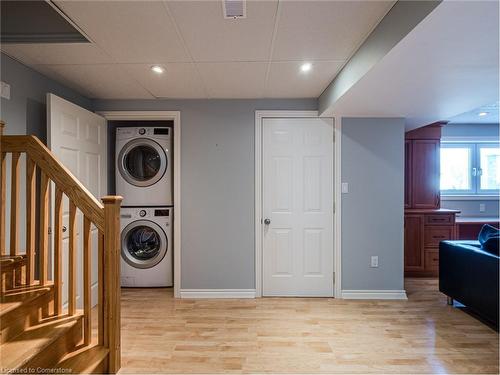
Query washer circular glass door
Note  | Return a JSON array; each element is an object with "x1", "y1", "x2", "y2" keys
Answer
[
  {"x1": 121, "y1": 220, "x2": 168, "y2": 269},
  {"x1": 118, "y1": 138, "x2": 167, "y2": 187}
]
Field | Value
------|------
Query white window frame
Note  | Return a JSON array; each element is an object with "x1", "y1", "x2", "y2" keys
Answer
[
  {"x1": 440, "y1": 143, "x2": 475, "y2": 195},
  {"x1": 441, "y1": 140, "x2": 500, "y2": 199},
  {"x1": 477, "y1": 143, "x2": 500, "y2": 194}
]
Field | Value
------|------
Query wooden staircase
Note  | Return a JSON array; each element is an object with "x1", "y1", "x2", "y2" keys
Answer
[{"x1": 0, "y1": 122, "x2": 122, "y2": 373}]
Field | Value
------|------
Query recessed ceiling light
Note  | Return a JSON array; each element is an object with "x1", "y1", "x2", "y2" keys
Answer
[
  {"x1": 478, "y1": 112, "x2": 489, "y2": 116},
  {"x1": 151, "y1": 65, "x2": 164, "y2": 74},
  {"x1": 300, "y1": 62, "x2": 312, "y2": 73}
]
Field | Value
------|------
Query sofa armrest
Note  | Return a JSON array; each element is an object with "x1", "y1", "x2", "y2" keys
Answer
[{"x1": 439, "y1": 240, "x2": 499, "y2": 326}]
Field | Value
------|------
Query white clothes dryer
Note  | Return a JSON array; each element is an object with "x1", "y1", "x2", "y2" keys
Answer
[{"x1": 116, "y1": 127, "x2": 172, "y2": 206}]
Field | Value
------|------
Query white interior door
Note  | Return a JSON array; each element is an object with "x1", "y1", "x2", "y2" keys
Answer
[
  {"x1": 263, "y1": 117, "x2": 334, "y2": 296},
  {"x1": 47, "y1": 93, "x2": 107, "y2": 308}
]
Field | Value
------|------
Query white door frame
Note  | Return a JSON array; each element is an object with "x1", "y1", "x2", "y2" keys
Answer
[
  {"x1": 97, "y1": 111, "x2": 181, "y2": 298},
  {"x1": 255, "y1": 111, "x2": 342, "y2": 298}
]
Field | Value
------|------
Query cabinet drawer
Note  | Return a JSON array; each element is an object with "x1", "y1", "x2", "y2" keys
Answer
[
  {"x1": 424, "y1": 226, "x2": 454, "y2": 247},
  {"x1": 425, "y1": 214, "x2": 454, "y2": 225},
  {"x1": 425, "y1": 250, "x2": 439, "y2": 271}
]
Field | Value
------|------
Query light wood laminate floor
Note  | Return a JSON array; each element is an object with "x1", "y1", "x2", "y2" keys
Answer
[{"x1": 119, "y1": 278, "x2": 498, "y2": 374}]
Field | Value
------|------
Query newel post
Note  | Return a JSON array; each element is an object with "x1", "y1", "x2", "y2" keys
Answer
[{"x1": 102, "y1": 195, "x2": 123, "y2": 373}]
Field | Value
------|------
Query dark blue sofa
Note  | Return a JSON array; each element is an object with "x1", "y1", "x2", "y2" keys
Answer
[{"x1": 439, "y1": 240, "x2": 499, "y2": 327}]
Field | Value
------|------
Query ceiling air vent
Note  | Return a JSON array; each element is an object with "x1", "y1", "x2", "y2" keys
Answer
[{"x1": 222, "y1": 0, "x2": 246, "y2": 19}]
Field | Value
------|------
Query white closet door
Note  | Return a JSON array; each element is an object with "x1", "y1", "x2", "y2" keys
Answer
[{"x1": 263, "y1": 117, "x2": 334, "y2": 296}]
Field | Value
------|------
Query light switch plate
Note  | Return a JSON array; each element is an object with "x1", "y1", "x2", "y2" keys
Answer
[
  {"x1": 371, "y1": 256, "x2": 379, "y2": 268},
  {"x1": 1, "y1": 81, "x2": 10, "y2": 100},
  {"x1": 341, "y1": 182, "x2": 349, "y2": 194}
]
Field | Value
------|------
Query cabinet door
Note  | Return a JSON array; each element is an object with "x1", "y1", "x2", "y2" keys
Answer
[
  {"x1": 404, "y1": 215, "x2": 425, "y2": 271},
  {"x1": 411, "y1": 140, "x2": 440, "y2": 209},
  {"x1": 404, "y1": 140, "x2": 412, "y2": 208}
]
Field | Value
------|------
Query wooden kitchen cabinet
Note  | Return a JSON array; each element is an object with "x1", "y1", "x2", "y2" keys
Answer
[
  {"x1": 404, "y1": 140, "x2": 412, "y2": 208},
  {"x1": 404, "y1": 209, "x2": 458, "y2": 277},
  {"x1": 405, "y1": 124, "x2": 442, "y2": 210},
  {"x1": 404, "y1": 122, "x2": 458, "y2": 277},
  {"x1": 411, "y1": 139, "x2": 440, "y2": 209},
  {"x1": 404, "y1": 215, "x2": 425, "y2": 271}
]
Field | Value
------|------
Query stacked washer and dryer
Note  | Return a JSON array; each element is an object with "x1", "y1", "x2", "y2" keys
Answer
[{"x1": 115, "y1": 126, "x2": 173, "y2": 287}]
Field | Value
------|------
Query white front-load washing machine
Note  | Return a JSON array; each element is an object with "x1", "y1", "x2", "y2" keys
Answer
[
  {"x1": 116, "y1": 127, "x2": 172, "y2": 206},
  {"x1": 120, "y1": 206, "x2": 173, "y2": 287}
]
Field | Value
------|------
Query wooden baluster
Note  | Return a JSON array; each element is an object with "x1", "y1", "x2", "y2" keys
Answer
[
  {"x1": 83, "y1": 216, "x2": 92, "y2": 345},
  {"x1": 26, "y1": 157, "x2": 36, "y2": 285},
  {"x1": 39, "y1": 172, "x2": 50, "y2": 286},
  {"x1": 68, "y1": 201, "x2": 77, "y2": 316},
  {"x1": 98, "y1": 230, "x2": 104, "y2": 346},
  {"x1": 54, "y1": 187, "x2": 64, "y2": 315},
  {"x1": 0, "y1": 121, "x2": 5, "y2": 256},
  {"x1": 9, "y1": 152, "x2": 20, "y2": 256},
  {"x1": 102, "y1": 196, "x2": 122, "y2": 373}
]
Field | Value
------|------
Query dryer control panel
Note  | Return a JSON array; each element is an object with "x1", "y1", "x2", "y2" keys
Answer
[{"x1": 116, "y1": 127, "x2": 171, "y2": 140}]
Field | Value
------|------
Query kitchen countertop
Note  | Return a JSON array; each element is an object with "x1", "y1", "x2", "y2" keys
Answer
[
  {"x1": 405, "y1": 208, "x2": 461, "y2": 214},
  {"x1": 456, "y1": 217, "x2": 500, "y2": 223}
]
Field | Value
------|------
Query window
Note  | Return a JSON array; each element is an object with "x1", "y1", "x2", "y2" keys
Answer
[
  {"x1": 479, "y1": 145, "x2": 500, "y2": 191},
  {"x1": 441, "y1": 142, "x2": 500, "y2": 195}
]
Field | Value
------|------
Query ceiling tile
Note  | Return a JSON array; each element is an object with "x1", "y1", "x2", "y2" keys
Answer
[
  {"x1": 266, "y1": 61, "x2": 344, "y2": 98},
  {"x1": 272, "y1": 1, "x2": 394, "y2": 61},
  {"x1": 196, "y1": 62, "x2": 267, "y2": 98},
  {"x1": 123, "y1": 63, "x2": 207, "y2": 98},
  {"x1": 167, "y1": 0, "x2": 277, "y2": 62},
  {"x1": 1, "y1": 43, "x2": 112, "y2": 65},
  {"x1": 54, "y1": 0, "x2": 189, "y2": 63},
  {"x1": 33, "y1": 64, "x2": 154, "y2": 99}
]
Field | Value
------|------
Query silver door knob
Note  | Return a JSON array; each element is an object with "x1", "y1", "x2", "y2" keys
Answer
[{"x1": 264, "y1": 218, "x2": 271, "y2": 225}]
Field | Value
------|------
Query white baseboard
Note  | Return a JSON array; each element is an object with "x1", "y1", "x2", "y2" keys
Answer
[
  {"x1": 180, "y1": 289, "x2": 256, "y2": 299},
  {"x1": 341, "y1": 289, "x2": 408, "y2": 300}
]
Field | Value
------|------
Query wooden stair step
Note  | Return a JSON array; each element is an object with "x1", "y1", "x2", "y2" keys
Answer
[
  {"x1": 1, "y1": 313, "x2": 83, "y2": 372},
  {"x1": 1, "y1": 283, "x2": 54, "y2": 344},
  {"x1": 53, "y1": 344, "x2": 109, "y2": 374},
  {"x1": 1, "y1": 283, "x2": 53, "y2": 315}
]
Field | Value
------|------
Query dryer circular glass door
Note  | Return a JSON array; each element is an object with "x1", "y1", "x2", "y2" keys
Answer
[
  {"x1": 118, "y1": 138, "x2": 167, "y2": 187},
  {"x1": 121, "y1": 220, "x2": 168, "y2": 269}
]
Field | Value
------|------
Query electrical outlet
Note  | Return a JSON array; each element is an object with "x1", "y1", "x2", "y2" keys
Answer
[
  {"x1": 479, "y1": 203, "x2": 486, "y2": 212},
  {"x1": 371, "y1": 256, "x2": 379, "y2": 268}
]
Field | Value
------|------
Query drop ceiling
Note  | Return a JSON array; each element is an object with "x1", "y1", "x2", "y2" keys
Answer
[
  {"x1": 0, "y1": 0, "x2": 394, "y2": 99},
  {"x1": 448, "y1": 102, "x2": 500, "y2": 125}
]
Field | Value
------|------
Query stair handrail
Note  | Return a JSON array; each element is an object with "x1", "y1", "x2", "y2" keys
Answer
[
  {"x1": 2, "y1": 134, "x2": 105, "y2": 230},
  {"x1": 0, "y1": 121, "x2": 122, "y2": 373}
]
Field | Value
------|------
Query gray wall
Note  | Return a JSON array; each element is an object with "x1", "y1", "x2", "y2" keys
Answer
[
  {"x1": 441, "y1": 122, "x2": 499, "y2": 218},
  {"x1": 341, "y1": 117, "x2": 405, "y2": 291},
  {"x1": 93, "y1": 99, "x2": 317, "y2": 289},
  {"x1": 1, "y1": 53, "x2": 92, "y2": 138}
]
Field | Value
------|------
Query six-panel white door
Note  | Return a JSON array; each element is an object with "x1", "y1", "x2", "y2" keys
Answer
[
  {"x1": 263, "y1": 118, "x2": 334, "y2": 296},
  {"x1": 47, "y1": 93, "x2": 107, "y2": 308}
]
